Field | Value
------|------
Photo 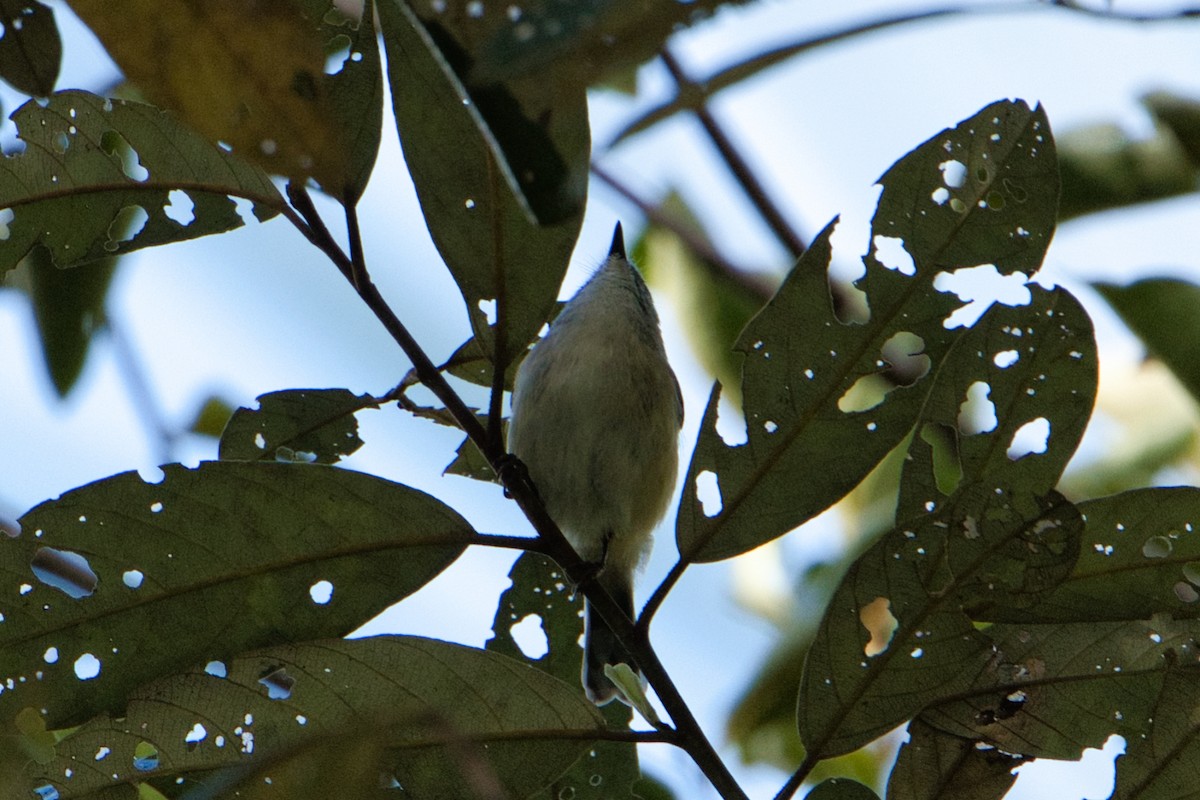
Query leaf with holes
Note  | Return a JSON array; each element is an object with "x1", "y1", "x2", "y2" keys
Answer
[
  {"x1": 0, "y1": 0, "x2": 60, "y2": 96},
  {"x1": 920, "y1": 616, "x2": 1200, "y2": 760},
  {"x1": 798, "y1": 484, "x2": 1080, "y2": 758},
  {"x1": 678, "y1": 99, "x2": 1059, "y2": 562},
  {"x1": 886, "y1": 718, "x2": 1025, "y2": 800},
  {"x1": 486, "y1": 552, "x2": 640, "y2": 800},
  {"x1": 1003, "y1": 487, "x2": 1200, "y2": 624},
  {"x1": 218, "y1": 389, "x2": 378, "y2": 464},
  {"x1": 0, "y1": 91, "x2": 284, "y2": 275},
  {"x1": 68, "y1": 0, "x2": 347, "y2": 189},
  {"x1": 0, "y1": 462, "x2": 472, "y2": 730},
  {"x1": 320, "y1": 0, "x2": 383, "y2": 203},
  {"x1": 1110, "y1": 666, "x2": 1200, "y2": 799},
  {"x1": 377, "y1": 0, "x2": 585, "y2": 371},
  {"x1": 23, "y1": 636, "x2": 603, "y2": 799},
  {"x1": 897, "y1": 285, "x2": 1097, "y2": 520}
]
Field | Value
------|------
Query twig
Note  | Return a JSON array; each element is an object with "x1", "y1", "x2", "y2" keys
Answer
[
  {"x1": 659, "y1": 48, "x2": 806, "y2": 260},
  {"x1": 639, "y1": 557, "x2": 689, "y2": 632},
  {"x1": 773, "y1": 754, "x2": 820, "y2": 800},
  {"x1": 485, "y1": 151, "x2": 509, "y2": 455},
  {"x1": 103, "y1": 311, "x2": 175, "y2": 465}
]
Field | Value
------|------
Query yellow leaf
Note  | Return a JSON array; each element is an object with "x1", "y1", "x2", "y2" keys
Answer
[{"x1": 67, "y1": 0, "x2": 347, "y2": 190}]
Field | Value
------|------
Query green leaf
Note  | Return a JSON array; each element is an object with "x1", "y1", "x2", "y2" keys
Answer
[
  {"x1": 921, "y1": 616, "x2": 1200, "y2": 760},
  {"x1": 798, "y1": 485, "x2": 1081, "y2": 758},
  {"x1": 804, "y1": 777, "x2": 880, "y2": 800},
  {"x1": 22, "y1": 244, "x2": 117, "y2": 397},
  {"x1": 1010, "y1": 488, "x2": 1200, "y2": 623},
  {"x1": 897, "y1": 285, "x2": 1097, "y2": 520},
  {"x1": 678, "y1": 99, "x2": 1059, "y2": 563},
  {"x1": 0, "y1": 0, "x2": 60, "y2": 96},
  {"x1": 486, "y1": 552, "x2": 641, "y2": 800},
  {"x1": 0, "y1": 462, "x2": 472, "y2": 729},
  {"x1": 218, "y1": 388, "x2": 378, "y2": 464},
  {"x1": 0, "y1": 91, "x2": 285, "y2": 276},
  {"x1": 1094, "y1": 278, "x2": 1200, "y2": 405},
  {"x1": 25, "y1": 636, "x2": 603, "y2": 799},
  {"x1": 187, "y1": 394, "x2": 236, "y2": 439},
  {"x1": 321, "y1": 0, "x2": 383, "y2": 204},
  {"x1": 1111, "y1": 666, "x2": 1200, "y2": 800},
  {"x1": 377, "y1": 0, "x2": 586, "y2": 370},
  {"x1": 886, "y1": 718, "x2": 1024, "y2": 800}
]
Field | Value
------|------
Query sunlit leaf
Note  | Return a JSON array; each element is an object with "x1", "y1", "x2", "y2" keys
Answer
[
  {"x1": 678, "y1": 100, "x2": 1059, "y2": 563},
  {"x1": 0, "y1": 91, "x2": 284, "y2": 275},
  {"x1": 0, "y1": 0, "x2": 60, "y2": 96},
  {"x1": 0, "y1": 462, "x2": 472, "y2": 729},
  {"x1": 377, "y1": 0, "x2": 585, "y2": 371},
  {"x1": 1094, "y1": 278, "x2": 1200, "y2": 405},
  {"x1": 897, "y1": 285, "x2": 1097, "y2": 520},
  {"x1": 798, "y1": 484, "x2": 1080, "y2": 758},
  {"x1": 921, "y1": 616, "x2": 1200, "y2": 760},
  {"x1": 25, "y1": 636, "x2": 602, "y2": 799},
  {"x1": 887, "y1": 718, "x2": 1024, "y2": 800},
  {"x1": 67, "y1": 0, "x2": 347, "y2": 189},
  {"x1": 218, "y1": 388, "x2": 379, "y2": 464}
]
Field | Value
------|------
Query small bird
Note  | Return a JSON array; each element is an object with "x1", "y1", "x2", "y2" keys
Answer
[{"x1": 507, "y1": 223, "x2": 683, "y2": 704}]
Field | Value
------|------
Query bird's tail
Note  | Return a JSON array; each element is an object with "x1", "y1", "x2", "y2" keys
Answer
[{"x1": 583, "y1": 571, "x2": 643, "y2": 705}]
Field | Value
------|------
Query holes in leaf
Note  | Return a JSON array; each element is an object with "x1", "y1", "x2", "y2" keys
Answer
[
  {"x1": 1007, "y1": 417, "x2": 1049, "y2": 460},
  {"x1": 205, "y1": 660, "x2": 228, "y2": 678},
  {"x1": 1183, "y1": 562, "x2": 1200, "y2": 586},
  {"x1": 132, "y1": 741, "x2": 160, "y2": 771},
  {"x1": 939, "y1": 159, "x2": 967, "y2": 188},
  {"x1": 860, "y1": 596, "x2": 897, "y2": 657},
  {"x1": 695, "y1": 470, "x2": 723, "y2": 518},
  {"x1": 715, "y1": 393, "x2": 747, "y2": 446},
  {"x1": 309, "y1": 580, "x2": 333, "y2": 605},
  {"x1": 32, "y1": 784, "x2": 59, "y2": 800},
  {"x1": 100, "y1": 130, "x2": 149, "y2": 182},
  {"x1": 958, "y1": 382, "x2": 998, "y2": 435},
  {"x1": 873, "y1": 236, "x2": 915, "y2": 276},
  {"x1": 838, "y1": 332, "x2": 929, "y2": 413},
  {"x1": 31, "y1": 547, "x2": 98, "y2": 599},
  {"x1": 934, "y1": 265, "x2": 1032, "y2": 328},
  {"x1": 1175, "y1": 582, "x2": 1199, "y2": 603},
  {"x1": 43, "y1": 646, "x2": 58, "y2": 664},
  {"x1": 510, "y1": 613, "x2": 549, "y2": 659},
  {"x1": 74, "y1": 653, "x2": 101, "y2": 680},
  {"x1": 163, "y1": 190, "x2": 195, "y2": 226},
  {"x1": 478, "y1": 297, "x2": 497, "y2": 325},
  {"x1": 122, "y1": 569, "x2": 144, "y2": 589},
  {"x1": 993, "y1": 349, "x2": 1019, "y2": 368},
  {"x1": 324, "y1": 33, "x2": 353, "y2": 74},
  {"x1": 0, "y1": 207, "x2": 13, "y2": 240},
  {"x1": 184, "y1": 723, "x2": 208, "y2": 746},
  {"x1": 104, "y1": 205, "x2": 149, "y2": 252},
  {"x1": 1143, "y1": 536, "x2": 1173, "y2": 559},
  {"x1": 1, "y1": 515, "x2": 19, "y2": 538},
  {"x1": 258, "y1": 666, "x2": 295, "y2": 699},
  {"x1": 920, "y1": 423, "x2": 962, "y2": 496}
]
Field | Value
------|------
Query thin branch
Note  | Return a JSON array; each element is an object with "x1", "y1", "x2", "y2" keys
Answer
[
  {"x1": 103, "y1": 311, "x2": 175, "y2": 465},
  {"x1": 659, "y1": 48, "x2": 806, "y2": 260},
  {"x1": 639, "y1": 557, "x2": 689, "y2": 632},
  {"x1": 469, "y1": 532, "x2": 546, "y2": 553},
  {"x1": 773, "y1": 754, "x2": 820, "y2": 800},
  {"x1": 485, "y1": 150, "x2": 509, "y2": 456},
  {"x1": 344, "y1": 201, "x2": 369, "y2": 291}
]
